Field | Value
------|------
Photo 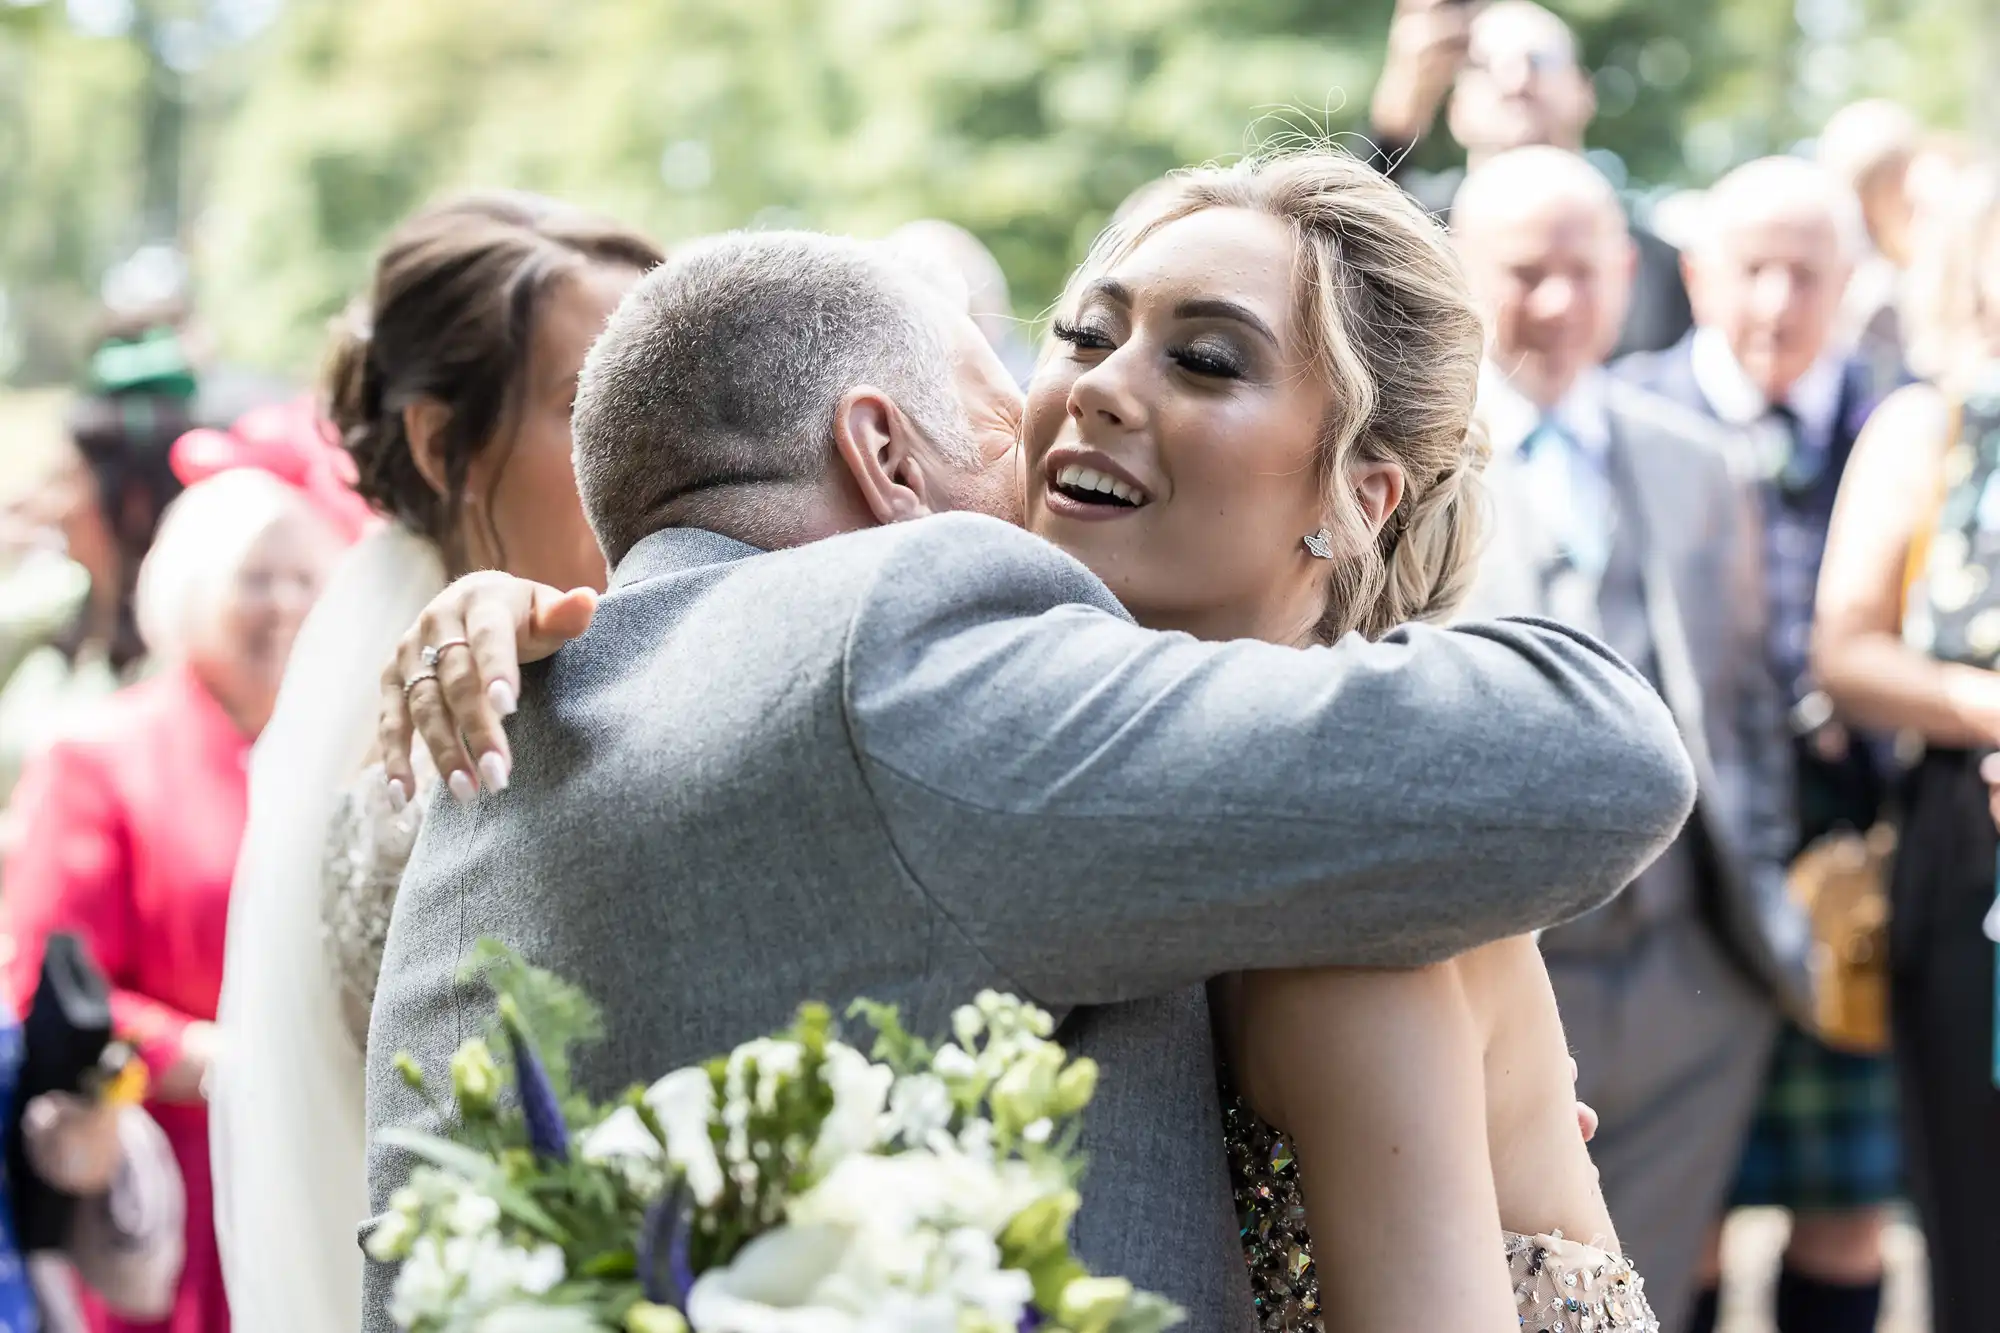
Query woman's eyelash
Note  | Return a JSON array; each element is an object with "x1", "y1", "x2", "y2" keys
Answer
[
  {"x1": 1051, "y1": 319, "x2": 1113, "y2": 349},
  {"x1": 1174, "y1": 344, "x2": 1244, "y2": 378}
]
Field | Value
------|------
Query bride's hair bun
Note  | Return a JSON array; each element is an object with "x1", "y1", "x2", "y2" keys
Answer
[{"x1": 325, "y1": 192, "x2": 664, "y2": 553}]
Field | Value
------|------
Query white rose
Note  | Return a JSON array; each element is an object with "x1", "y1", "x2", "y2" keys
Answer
[
  {"x1": 518, "y1": 1243, "x2": 566, "y2": 1296},
  {"x1": 581, "y1": 1105, "x2": 662, "y2": 1162},
  {"x1": 387, "y1": 1235, "x2": 458, "y2": 1328},
  {"x1": 886, "y1": 1074, "x2": 953, "y2": 1149},
  {"x1": 643, "y1": 1068, "x2": 726, "y2": 1206},
  {"x1": 814, "y1": 1043, "x2": 893, "y2": 1171},
  {"x1": 683, "y1": 1223, "x2": 860, "y2": 1333},
  {"x1": 445, "y1": 1191, "x2": 502, "y2": 1237},
  {"x1": 939, "y1": 1227, "x2": 1034, "y2": 1325}
]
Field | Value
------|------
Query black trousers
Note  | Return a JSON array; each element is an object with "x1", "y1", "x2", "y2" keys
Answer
[{"x1": 1890, "y1": 749, "x2": 2000, "y2": 1333}]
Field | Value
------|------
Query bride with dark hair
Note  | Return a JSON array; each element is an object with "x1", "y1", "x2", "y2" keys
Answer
[{"x1": 209, "y1": 193, "x2": 662, "y2": 1333}]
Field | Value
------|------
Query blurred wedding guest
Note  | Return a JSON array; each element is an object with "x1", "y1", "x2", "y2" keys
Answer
[
  {"x1": 0, "y1": 328, "x2": 194, "y2": 817},
  {"x1": 1814, "y1": 164, "x2": 2000, "y2": 1333},
  {"x1": 886, "y1": 220, "x2": 1036, "y2": 385},
  {"x1": 1619, "y1": 157, "x2": 1898, "y2": 1333},
  {"x1": 1366, "y1": 0, "x2": 1692, "y2": 356},
  {"x1": 1817, "y1": 99, "x2": 1921, "y2": 391},
  {"x1": 1903, "y1": 135, "x2": 1985, "y2": 381},
  {"x1": 1452, "y1": 147, "x2": 1798, "y2": 1333},
  {"x1": 0, "y1": 1048, "x2": 186, "y2": 1333},
  {"x1": 0, "y1": 471, "x2": 341, "y2": 1333},
  {"x1": 208, "y1": 194, "x2": 659, "y2": 1333}
]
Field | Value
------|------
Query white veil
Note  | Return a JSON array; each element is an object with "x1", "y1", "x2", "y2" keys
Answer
[{"x1": 210, "y1": 522, "x2": 445, "y2": 1333}]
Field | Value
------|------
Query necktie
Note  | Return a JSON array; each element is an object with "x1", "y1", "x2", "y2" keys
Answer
[
  {"x1": 1764, "y1": 403, "x2": 1827, "y2": 497},
  {"x1": 1519, "y1": 419, "x2": 1611, "y2": 582}
]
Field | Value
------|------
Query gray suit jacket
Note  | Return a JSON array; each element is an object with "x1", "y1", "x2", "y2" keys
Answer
[
  {"x1": 364, "y1": 511, "x2": 1696, "y2": 1331},
  {"x1": 1462, "y1": 378, "x2": 1808, "y2": 1013}
]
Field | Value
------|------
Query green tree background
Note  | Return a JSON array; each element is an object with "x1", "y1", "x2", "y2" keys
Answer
[{"x1": 1, "y1": 0, "x2": 1991, "y2": 388}]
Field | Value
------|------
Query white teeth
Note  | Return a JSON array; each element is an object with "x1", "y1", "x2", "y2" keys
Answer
[{"x1": 1053, "y1": 462, "x2": 1146, "y2": 505}]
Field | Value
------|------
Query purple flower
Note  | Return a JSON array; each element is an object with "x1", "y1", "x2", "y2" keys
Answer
[
  {"x1": 1018, "y1": 1311, "x2": 1044, "y2": 1333},
  {"x1": 505, "y1": 1020, "x2": 569, "y2": 1162},
  {"x1": 637, "y1": 1189, "x2": 695, "y2": 1309}
]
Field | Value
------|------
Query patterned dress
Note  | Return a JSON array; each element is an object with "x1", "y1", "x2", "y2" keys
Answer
[
  {"x1": 320, "y1": 763, "x2": 430, "y2": 1047},
  {"x1": 1888, "y1": 371, "x2": 2000, "y2": 1329},
  {"x1": 1227, "y1": 1095, "x2": 1658, "y2": 1332}
]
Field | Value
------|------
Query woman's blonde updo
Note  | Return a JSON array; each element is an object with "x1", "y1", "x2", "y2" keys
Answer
[{"x1": 1070, "y1": 149, "x2": 1489, "y2": 642}]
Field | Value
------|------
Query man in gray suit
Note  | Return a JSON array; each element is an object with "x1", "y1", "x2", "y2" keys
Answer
[
  {"x1": 1452, "y1": 147, "x2": 1805, "y2": 1332},
  {"x1": 364, "y1": 230, "x2": 1697, "y2": 1331}
]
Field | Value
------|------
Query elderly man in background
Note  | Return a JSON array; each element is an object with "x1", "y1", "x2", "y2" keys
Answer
[
  {"x1": 1619, "y1": 157, "x2": 1900, "y2": 1333},
  {"x1": 1452, "y1": 146, "x2": 1801, "y2": 1333},
  {"x1": 1368, "y1": 0, "x2": 1692, "y2": 355},
  {"x1": 1818, "y1": 99, "x2": 1922, "y2": 391}
]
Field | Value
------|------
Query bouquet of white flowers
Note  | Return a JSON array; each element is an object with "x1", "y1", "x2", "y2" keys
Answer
[{"x1": 368, "y1": 942, "x2": 1185, "y2": 1333}]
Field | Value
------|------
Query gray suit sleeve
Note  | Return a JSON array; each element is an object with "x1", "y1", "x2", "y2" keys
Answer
[{"x1": 842, "y1": 514, "x2": 1698, "y2": 1006}]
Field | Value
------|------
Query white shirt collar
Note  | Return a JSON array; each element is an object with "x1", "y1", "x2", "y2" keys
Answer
[
  {"x1": 1689, "y1": 324, "x2": 1844, "y2": 445},
  {"x1": 1479, "y1": 363, "x2": 1611, "y2": 460}
]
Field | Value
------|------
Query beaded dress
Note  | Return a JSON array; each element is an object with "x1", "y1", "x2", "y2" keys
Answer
[
  {"x1": 1225, "y1": 1096, "x2": 1659, "y2": 1332},
  {"x1": 322, "y1": 761, "x2": 432, "y2": 1045}
]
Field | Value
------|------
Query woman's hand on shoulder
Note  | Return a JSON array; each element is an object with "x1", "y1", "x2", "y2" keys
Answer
[{"x1": 377, "y1": 572, "x2": 598, "y2": 808}]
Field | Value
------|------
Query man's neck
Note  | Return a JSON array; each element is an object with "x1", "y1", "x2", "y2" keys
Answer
[{"x1": 653, "y1": 480, "x2": 857, "y2": 554}]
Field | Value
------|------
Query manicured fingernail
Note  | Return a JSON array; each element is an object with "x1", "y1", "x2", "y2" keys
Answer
[
  {"x1": 386, "y1": 778, "x2": 409, "y2": 813},
  {"x1": 447, "y1": 770, "x2": 477, "y2": 805},
  {"x1": 478, "y1": 751, "x2": 510, "y2": 793},
  {"x1": 488, "y1": 680, "x2": 517, "y2": 717}
]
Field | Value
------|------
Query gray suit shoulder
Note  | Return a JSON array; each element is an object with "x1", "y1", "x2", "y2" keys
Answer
[
  {"x1": 1605, "y1": 377, "x2": 1749, "y2": 487},
  {"x1": 853, "y1": 511, "x2": 1131, "y2": 622}
]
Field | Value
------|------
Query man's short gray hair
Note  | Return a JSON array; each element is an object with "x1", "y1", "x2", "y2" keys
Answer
[{"x1": 573, "y1": 230, "x2": 971, "y2": 565}]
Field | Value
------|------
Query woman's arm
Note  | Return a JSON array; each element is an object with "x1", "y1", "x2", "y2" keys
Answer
[
  {"x1": 1814, "y1": 383, "x2": 2000, "y2": 745},
  {"x1": 2, "y1": 741, "x2": 213, "y2": 1103},
  {"x1": 1226, "y1": 964, "x2": 1519, "y2": 1331}
]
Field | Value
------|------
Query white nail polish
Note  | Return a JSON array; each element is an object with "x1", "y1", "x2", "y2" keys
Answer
[
  {"x1": 448, "y1": 770, "x2": 477, "y2": 805},
  {"x1": 489, "y1": 680, "x2": 518, "y2": 717},
  {"x1": 386, "y1": 778, "x2": 409, "y2": 813},
  {"x1": 478, "y1": 752, "x2": 510, "y2": 793}
]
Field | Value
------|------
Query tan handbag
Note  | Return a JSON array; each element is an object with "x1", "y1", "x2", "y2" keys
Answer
[
  {"x1": 1787, "y1": 822, "x2": 1895, "y2": 1054},
  {"x1": 1783, "y1": 424, "x2": 1953, "y2": 1055}
]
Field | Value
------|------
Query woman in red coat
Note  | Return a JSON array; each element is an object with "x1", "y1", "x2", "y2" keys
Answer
[{"x1": 1, "y1": 470, "x2": 341, "y2": 1333}]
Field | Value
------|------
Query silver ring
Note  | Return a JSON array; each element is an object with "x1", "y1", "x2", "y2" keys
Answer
[
  {"x1": 402, "y1": 667, "x2": 440, "y2": 703},
  {"x1": 420, "y1": 638, "x2": 470, "y2": 670}
]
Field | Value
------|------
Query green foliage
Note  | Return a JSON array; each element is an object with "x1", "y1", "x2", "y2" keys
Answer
[{"x1": 8, "y1": 0, "x2": 1998, "y2": 387}]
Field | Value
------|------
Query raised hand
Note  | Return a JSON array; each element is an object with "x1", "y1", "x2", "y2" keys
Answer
[
  {"x1": 1371, "y1": 0, "x2": 1481, "y2": 148},
  {"x1": 378, "y1": 571, "x2": 598, "y2": 806}
]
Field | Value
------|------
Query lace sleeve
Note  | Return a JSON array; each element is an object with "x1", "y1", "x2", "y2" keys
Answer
[{"x1": 320, "y1": 763, "x2": 427, "y2": 1047}]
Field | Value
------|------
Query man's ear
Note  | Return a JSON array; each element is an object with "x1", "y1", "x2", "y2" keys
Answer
[{"x1": 829, "y1": 386, "x2": 939, "y2": 525}]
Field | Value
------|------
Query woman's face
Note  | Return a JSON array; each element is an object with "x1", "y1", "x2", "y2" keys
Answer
[
  {"x1": 464, "y1": 262, "x2": 641, "y2": 592},
  {"x1": 1023, "y1": 207, "x2": 1336, "y2": 645},
  {"x1": 196, "y1": 509, "x2": 339, "y2": 735}
]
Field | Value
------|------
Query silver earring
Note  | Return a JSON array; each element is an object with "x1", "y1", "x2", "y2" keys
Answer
[{"x1": 1302, "y1": 529, "x2": 1335, "y2": 560}]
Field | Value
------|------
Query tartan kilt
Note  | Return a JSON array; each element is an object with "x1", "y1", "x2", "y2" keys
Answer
[{"x1": 1729, "y1": 1020, "x2": 1901, "y2": 1210}]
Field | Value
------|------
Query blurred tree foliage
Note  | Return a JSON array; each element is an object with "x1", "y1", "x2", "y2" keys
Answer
[{"x1": 1, "y1": 0, "x2": 1992, "y2": 384}]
